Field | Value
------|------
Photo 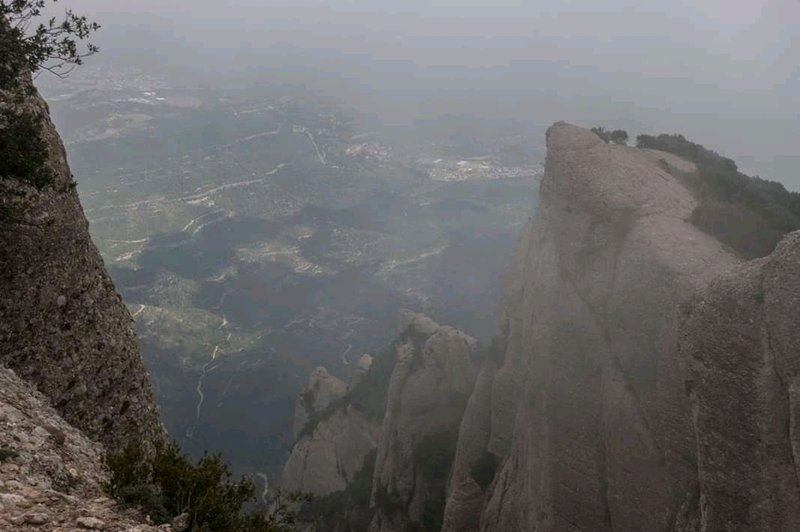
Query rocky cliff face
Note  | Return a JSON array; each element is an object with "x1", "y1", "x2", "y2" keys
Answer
[
  {"x1": 282, "y1": 366, "x2": 380, "y2": 496},
  {"x1": 442, "y1": 122, "x2": 738, "y2": 531},
  {"x1": 285, "y1": 123, "x2": 800, "y2": 531},
  {"x1": 0, "y1": 80, "x2": 163, "y2": 451},
  {"x1": 291, "y1": 367, "x2": 349, "y2": 442},
  {"x1": 368, "y1": 311, "x2": 477, "y2": 532},
  {"x1": 443, "y1": 123, "x2": 800, "y2": 531},
  {"x1": 681, "y1": 231, "x2": 800, "y2": 530},
  {"x1": 282, "y1": 311, "x2": 478, "y2": 530}
]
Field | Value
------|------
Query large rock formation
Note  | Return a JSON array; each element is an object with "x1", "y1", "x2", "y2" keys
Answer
[
  {"x1": 444, "y1": 122, "x2": 740, "y2": 531},
  {"x1": 0, "y1": 80, "x2": 163, "y2": 451},
  {"x1": 370, "y1": 311, "x2": 477, "y2": 532},
  {"x1": 283, "y1": 123, "x2": 800, "y2": 531},
  {"x1": 283, "y1": 366, "x2": 379, "y2": 496},
  {"x1": 282, "y1": 311, "x2": 479, "y2": 530},
  {"x1": 291, "y1": 367, "x2": 349, "y2": 441}
]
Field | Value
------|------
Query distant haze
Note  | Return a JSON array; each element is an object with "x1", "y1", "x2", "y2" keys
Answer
[{"x1": 64, "y1": 0, "x2": 799, "y2": 188}]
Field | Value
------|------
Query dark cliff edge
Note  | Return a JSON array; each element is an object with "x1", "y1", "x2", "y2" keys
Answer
[{"x1": 0, "y1": 76, "x2": 164, "y2": 452}]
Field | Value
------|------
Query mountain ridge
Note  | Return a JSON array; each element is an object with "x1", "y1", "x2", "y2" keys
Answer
[{"x1": 283, "y1": 122, "x2": 800, "y2": 531}]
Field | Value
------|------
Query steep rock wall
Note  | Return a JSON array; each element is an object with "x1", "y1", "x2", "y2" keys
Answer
[
  {"x1": 681, "y1": 231, "x2": 800, "y2": 530},
  {"x1": 370, "y1": 311, "x2": 478, "y2": 532},
  {"x1": 282, "y1": 366, "x2": 379, "y2": 496},
  {"x1": 0, "y1": 79, "x2": 163, "y2": 451},
  {"x1": 445, "y1": 123, "x2": 738, "y2": 531}
]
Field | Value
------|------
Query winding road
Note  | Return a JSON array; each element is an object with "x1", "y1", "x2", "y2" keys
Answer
[{"x1": 186, "y1": 313, "x2": 231, "y2": 440}]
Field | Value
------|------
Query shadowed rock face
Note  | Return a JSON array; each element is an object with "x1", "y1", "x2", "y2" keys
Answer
[
  {"x1": 370, "y1": 311, "x2": 477, "y2": 532},
  {"x1": 445, "y1": 122, "x2": 739, "y2": 531},
  {"x1": 0, "y1": 79, "x2": 163, "y2": 451}
]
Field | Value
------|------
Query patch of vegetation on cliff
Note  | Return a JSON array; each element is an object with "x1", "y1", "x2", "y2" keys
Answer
[
  {"x1": 105, "y1": 442, "x2": 307, "y2": 531},
  {"x1": 1, "y1": 0, "x2": 100, "y2": 220},
  {"x1": 0, "y1": 446, "x2": 18, "y2": 463},
  {"x1": 591, "y1": 127, "x2": 629, "y2": 145},
  {"x1": 0, "y1": 107, "x2": 53, "y2": 188},
  {"x1": 637, "y1": 133, "x2": 800, "y2": 258}
]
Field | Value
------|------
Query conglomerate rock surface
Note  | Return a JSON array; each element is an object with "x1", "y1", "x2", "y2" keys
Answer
[
  {"x1": 0, "y1": 78, "x2": 163, "y2": 452},
  {"x1": 0, "y1": 367, "x2": 171, "y2": 531}
]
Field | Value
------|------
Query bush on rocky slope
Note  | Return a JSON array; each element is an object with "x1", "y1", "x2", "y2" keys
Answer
[
  {"x1": 105, "y1": 442, "x2": 308, "y2": 531},
  {"x1": 637, "y1": 132, "x2": 800, "y2": 258},
  {"x1": 0, "y1": 107, "x2": 53, "y2": 188},
  {"x1": 1, "y1": 0, "x2": 100, "y2": 190}
]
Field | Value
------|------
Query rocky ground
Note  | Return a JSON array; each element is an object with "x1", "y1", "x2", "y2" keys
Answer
[{"x1": 0, "y1": 367, "x2": 171, "y2": 531}]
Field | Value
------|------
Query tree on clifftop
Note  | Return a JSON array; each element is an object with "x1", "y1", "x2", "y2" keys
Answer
[
  {"x1": 591, "y1": 126, "x2": 629, "y2": 146},
  {"x1": 1, "y1": 0, "x2": 99, "y2": 200},
  {"x1": 0, "y1": 0, "x2": 99, "y2": 91}
]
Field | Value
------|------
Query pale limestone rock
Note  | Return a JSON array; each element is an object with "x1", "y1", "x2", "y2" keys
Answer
[
  {"x1": 444, "y1": 122, "x2": 738, "y2": 531},
  {"x1": 681, "y1": 231, "x2": 800, "y2": 530},
  {"x1": 356, "y1": 353, "x2": 373, "y2": 373},
  {"x1": 283, "y1": 363, "x2": 380, "y2": 497},
  {"x1": 282, "y1": 407, "x2": 379, "y2": 496},
  {"x1": 76, "y1": 517, "x2": 106, "y2": 529}
]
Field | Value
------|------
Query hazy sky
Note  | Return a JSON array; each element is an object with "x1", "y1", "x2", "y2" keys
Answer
[{"x1": 62, "y1": 0, "x2": 799, "y2": 187}]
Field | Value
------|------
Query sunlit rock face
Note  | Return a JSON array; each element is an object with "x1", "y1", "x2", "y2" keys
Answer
[
  {"x1": 445, "y1": 122, "x2": 738, "y2": 531},
  {"x1": 0, "y1": 77, "x2": 163, "y2": 452}
]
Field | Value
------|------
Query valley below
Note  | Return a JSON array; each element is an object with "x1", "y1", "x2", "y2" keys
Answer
[{"x1": 39, "y1": 63, "x2": 543, "y2": 481}]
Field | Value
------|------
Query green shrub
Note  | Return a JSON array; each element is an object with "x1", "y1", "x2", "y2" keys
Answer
[
  {"x1": 105, "y1": 442, "x2": 305, "y2": 531},
  {"x1": 0, "y1": 446, "x2": 18, "y2": 462},
  {"x1": 0, "y1": 107, "x2": 54, "y2": 189},
  {"x1": 1, "y1": 0, "x2": 101, "y2": 203},
  {"x1": 637, "y1": 132, "x2": 800, "y2": 258},
  {"x1": 591, "y1": 127, "x2": 629, "y2": 145},
  {"x1": 0, "y1": 1, "x2": 100, "y2": 92},
  {"x1": 469, "y1": 451, "x2": 498, "y2": 491}
]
